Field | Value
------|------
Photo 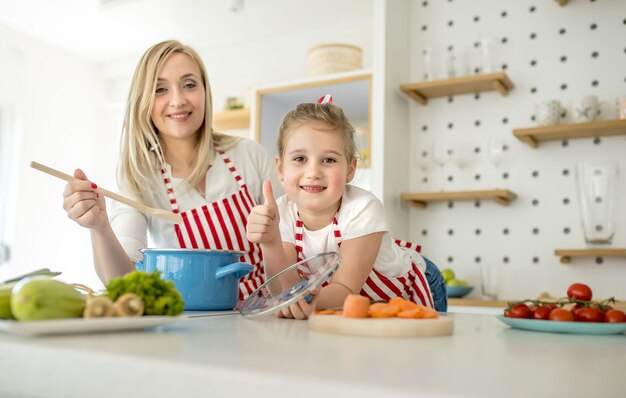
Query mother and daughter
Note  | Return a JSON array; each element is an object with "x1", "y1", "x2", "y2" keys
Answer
[{"x1": 61, "y1": 39, "x2": 446, "y2": 318}]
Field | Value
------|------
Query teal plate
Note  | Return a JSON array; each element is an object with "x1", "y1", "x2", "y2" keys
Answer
[
  {"x1": 496, "y1": 315, "x2": 626, "y2": 335},
  {"x1": 446, "y1": 285, "x2": 473, "y2": 298}
]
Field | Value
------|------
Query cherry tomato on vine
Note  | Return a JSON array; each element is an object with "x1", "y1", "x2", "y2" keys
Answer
[
  {"x1": 532, "y1": 305, "x2": 552, "y2": 320},
  {"x1": 571, "y1": 303, "x2": 584, "y2": 318},
  {"x1": 507, "y1": 303, "x2": 532, "y2": 319},
  {"x1": 567, "y1": 283, "x2": 592, "y2": 301},
  {"x1": 544, "y1": 303, "x2": 557, "y2": 312},
  {"x1": 549, "y1": 308, "x2": 574, "y2": 322},
  {"x1": 604, "y1": 309, "x2": 626, "y2": 323},
  {"x1": 576, "y1": 307, "x2": 604, "y2": 322}
]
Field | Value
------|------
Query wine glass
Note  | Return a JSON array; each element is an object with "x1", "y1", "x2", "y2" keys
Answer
[
  {"x1": 450, "y1": 139, "x2": 473, "y2": 188},
  {"x1": 487, "y1": 136, "x2": 508, "y2": 168},
  {"x1": 431, "y1": 138, "x2": 450, "y2": 188}
]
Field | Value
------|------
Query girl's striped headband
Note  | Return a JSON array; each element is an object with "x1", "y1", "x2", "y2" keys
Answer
[{"x1": 316, "y1": 94, "x2": 333, "y2": 104}]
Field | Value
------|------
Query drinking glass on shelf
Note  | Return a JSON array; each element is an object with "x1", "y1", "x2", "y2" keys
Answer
[
  {"x1": 421, "y1": 46, "x2": 434, "y2": 81},
  {"x1": 487, "y1": 136, "x2": 508, "y2": 168},
  {"x1": 431, "y1": 138, "x2": 450, "y2": 187},
  {"x1": 480, "y1": 263, "x2": 498, "y2": 300},
  {"x1": 576, "y1": 160, "x2": 619, "y2": 245},
  {"x1": 480, "y1": 36, "x2": 495, "y2": 74},
  {"x1": 450, "y1": 139, "x2": 473, "y2": 188}
]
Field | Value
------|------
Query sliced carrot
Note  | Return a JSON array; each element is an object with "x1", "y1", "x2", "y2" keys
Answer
[
  {"x1": 315, "y1": 309, "x2": 336, "y2": 315},
  {"x1": 421, "y1": 307, "x2": 439, "y2": 319},
  {"x1": 397, "y1": 307, "x2": 425, "y2": 319},
  {"x1": 389, "y1": 297, "x2": 419, "y2": 311},
  {"x1": 333, "y1": 310, "x2": 343, "y2": 315},
  {"x1": 368, "y1": 303, "x2": 400, "y2": 318},
  {"x1": 342, "y1": 294, "x2": 371, "y2": 318}
]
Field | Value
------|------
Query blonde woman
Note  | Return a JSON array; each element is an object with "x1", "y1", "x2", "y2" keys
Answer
[{"x1": 62, "y1": 40, "x2": 282, "y2": 299}]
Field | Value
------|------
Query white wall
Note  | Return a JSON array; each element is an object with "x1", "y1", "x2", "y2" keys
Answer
[
  {"x1": 407, "y1": 0, "x2": 626, "y2": 300},
  {"x1": 0, "y1": 24, "x2": 108, "y2": 289}
]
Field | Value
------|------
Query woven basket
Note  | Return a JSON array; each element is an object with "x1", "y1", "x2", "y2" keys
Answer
[{"x1": 307, "y1": 44, "x2": 363, "y2": 77}]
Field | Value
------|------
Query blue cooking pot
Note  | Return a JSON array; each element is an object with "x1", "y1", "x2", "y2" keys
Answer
[{"x1": 135, "y1": 249, "x2": 253, "y2": 311}]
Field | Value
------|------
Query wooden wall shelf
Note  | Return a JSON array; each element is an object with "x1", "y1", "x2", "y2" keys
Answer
[
  {"x1": 513, "y1": 119, "x2": 626, "y2": 148},
  {"x1": 213, "y1": 108, "x2": 250, "y2": 131},
  {"x1": 401, "y1": 189, "x2": 516, "y2": 208},
  {"x1": 400, "y1": 72, "x2": 514, "y2": 105},
  {"x1": 448, "y1": 299, "x2": 507, "y2": 308},
  {"x1": 555, "y1": 248, "x2": 626, "y2": 264}
]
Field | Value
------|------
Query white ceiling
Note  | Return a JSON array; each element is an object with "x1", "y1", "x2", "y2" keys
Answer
[{"x1": 0, "y1": 0, "x2": 371, "y2": 62}]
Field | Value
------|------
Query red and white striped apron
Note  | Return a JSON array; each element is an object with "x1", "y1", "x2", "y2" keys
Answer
[
  {"x1": 162, "y1": 150, "x2": 264, "y2": 299},
  {"x1": 294, "y1": 215, "x2": 434, "y2": 308}
]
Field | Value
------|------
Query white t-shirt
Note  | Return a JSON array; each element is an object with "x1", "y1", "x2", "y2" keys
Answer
[
  {"x1": 277, "y1": 185, "x2": 426, "y2": 277},
  {"x1": 110, "y1": 138, "x2": 283, "y2": 262}
]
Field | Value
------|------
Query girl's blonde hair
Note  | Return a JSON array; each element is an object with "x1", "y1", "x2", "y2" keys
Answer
[
  {"x1": 277, "y1": 102, "x2": 357, "y2": 163},
  {"x1": 118, "y1": 39, "x2": 239, "y2": 203}
]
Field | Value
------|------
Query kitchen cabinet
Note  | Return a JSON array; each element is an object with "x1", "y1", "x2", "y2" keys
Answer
[
  {"x1": 212, "y1": 108, "x2": 250, "y2": 132},
  {"x1": 555, "y1": 248, "x2": 626, "y2": 264},
  {"x1": 399, "y1": 72, "x2": 514, "y2": 105},
  {"x1": 513, "y1": 119, "x2": 626, "y2": 148},
  {"x1": 400, "y1": 189, "x2": 516, "y2": 208}
]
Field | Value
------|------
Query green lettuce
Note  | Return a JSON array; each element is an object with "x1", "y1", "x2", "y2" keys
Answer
[{"x1": 105, "y1": 271, "x2": 184, "y2": 316}]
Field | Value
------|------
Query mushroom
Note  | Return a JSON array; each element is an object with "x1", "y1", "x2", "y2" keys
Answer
[
  {"x1": 113, "y1": 293, "x2": 144, "y2": 317},
  {"x1": 83, "y1": 295, "x2": 115, "y2": 318}
]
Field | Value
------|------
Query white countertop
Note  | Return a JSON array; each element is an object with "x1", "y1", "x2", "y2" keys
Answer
[{"x1": 0, "y1": 313, "x2": 624, "y2": 398}]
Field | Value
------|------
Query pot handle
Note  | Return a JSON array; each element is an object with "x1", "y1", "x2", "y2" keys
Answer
[
  {"x1": 215, "y1": 262, "x2": 253, "y2": 280},
  {"x1": 135, "y1": 261, "x2": 145, "y2": 271}
]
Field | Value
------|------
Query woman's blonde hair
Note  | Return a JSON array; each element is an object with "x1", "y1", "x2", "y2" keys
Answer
[
  {"x1": 277, "y1": 102, "x2": 357, "y2": 163},
  {"x1": 118, "y1": 39, "x2": 239, "y2": 203}
]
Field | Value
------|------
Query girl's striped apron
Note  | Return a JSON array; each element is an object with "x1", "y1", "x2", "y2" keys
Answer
[
  {"x1": 294, "y1": 216, "x2": 434, "y2": 308},
  {"x1": 162, "y1": 150, "x2": 264, "y2": 299}
]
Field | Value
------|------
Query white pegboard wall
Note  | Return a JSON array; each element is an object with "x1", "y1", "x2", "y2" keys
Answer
[{"x1": 407, "y1": 0, "x2": 626, "y2": 301}]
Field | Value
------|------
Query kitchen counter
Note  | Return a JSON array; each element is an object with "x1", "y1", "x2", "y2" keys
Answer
[{"x1": 0, "y1": 313, "x2": 624, "y2": 398}]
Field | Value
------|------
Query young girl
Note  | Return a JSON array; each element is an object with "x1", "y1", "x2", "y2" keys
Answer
[
  {"x1": 62, "y1": 40, "x2": 282, "y2": 299},
  {"x1": 246, "y1": 96, "x2": 446, "y2": 319}
]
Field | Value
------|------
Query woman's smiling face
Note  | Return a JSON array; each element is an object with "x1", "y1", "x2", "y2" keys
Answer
[
  {"x1": 278, "y1": 122, "x2": 356, "y2": 217},
  {"x1": 151, "y1": 52, "x2": 205, "y2": 143}
]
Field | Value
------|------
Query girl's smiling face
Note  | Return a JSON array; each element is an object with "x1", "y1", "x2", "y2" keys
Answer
[
  {"x1": 278, "y1": 122, "x2": 356, "y2": 219},
  {"x1": 151, "y1": 52, "x2": 205, "y2": 144}
]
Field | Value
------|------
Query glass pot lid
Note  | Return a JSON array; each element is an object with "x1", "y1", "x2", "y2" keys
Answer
[{"x1": 239, "y1": 252, "x2": 341, "y2": 318}]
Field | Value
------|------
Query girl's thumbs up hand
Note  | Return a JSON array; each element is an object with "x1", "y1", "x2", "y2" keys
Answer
[
  {"x1": 246, "y1": 180, "x2": 281, "y2": 245},
  {"x1": 262, "y1": 179, "x2": 277, "y2": 210}
]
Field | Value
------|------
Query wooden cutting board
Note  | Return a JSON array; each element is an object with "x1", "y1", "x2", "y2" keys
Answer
[{"x1": 308, "y1": 314, "x2": 454, "y2": 337}]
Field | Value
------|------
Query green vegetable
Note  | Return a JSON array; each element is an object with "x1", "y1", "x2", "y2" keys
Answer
[
  {"x1": 0, "y1": 283, "x2": 16, "y2": 319},
  {"x1": 11, "y1": 278, "x2": 86, "y2": 321},
  {"x1": 105, "y1": 271, "x2": 184, "y2": 316}
]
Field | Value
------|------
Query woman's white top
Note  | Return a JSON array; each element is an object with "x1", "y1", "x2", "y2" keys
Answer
[
  {"x1": 277, "y1": 185, "x2": 426, "y2": 277},
  {"x1": 110, "y1": 139, "x2": 283, "y2": 262}
]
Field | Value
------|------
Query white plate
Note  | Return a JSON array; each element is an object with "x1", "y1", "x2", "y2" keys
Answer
[{"x1": 0, "y1": 316, "x2": 185, "y2": 337}]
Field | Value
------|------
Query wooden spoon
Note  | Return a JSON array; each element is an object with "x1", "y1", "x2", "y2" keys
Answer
[{"x1": 30, "y1": 161, "x2": 183, "y2": 224}]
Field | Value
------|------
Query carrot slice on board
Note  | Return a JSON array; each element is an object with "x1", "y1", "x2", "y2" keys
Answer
[
  {"x1": 315, "y1": 309, "x2": 336, "y2": 315},
  {"x1": 421, "y1": 307, "x2": 439, "y2": 319},
  {"x1": 397, "y1": 307, "x2": 426, "y2": 319},
  {"x1": 342, "y1": 294, "x2": 371, "y2": 318},
  {"x1": 368, "y1": 303, "x2": 400, "y2": 318},
  {"x1": 389, "y1": 297, "x2": 419, "y2": 311}
]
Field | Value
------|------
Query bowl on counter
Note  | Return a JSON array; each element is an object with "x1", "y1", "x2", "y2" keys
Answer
[{"x1": 446, "y1": 285, "x2": 474, "y2": 298}]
